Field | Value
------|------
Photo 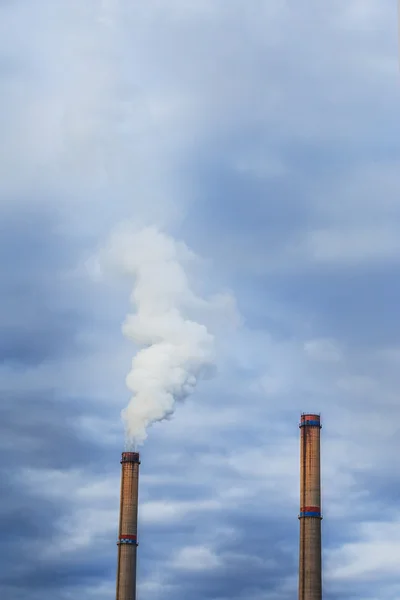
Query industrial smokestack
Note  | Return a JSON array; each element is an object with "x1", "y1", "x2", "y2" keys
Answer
[
  {"x1": 116, "y1": 452, "x2": 140, "y2": 600},
  {"x1": 298, "y1": 413, "x2": 322, "y2": 600}
]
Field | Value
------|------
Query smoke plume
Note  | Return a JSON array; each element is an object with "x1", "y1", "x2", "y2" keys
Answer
[{"x1": 104, "y1": 225, "x2": 225, "y2": 446}]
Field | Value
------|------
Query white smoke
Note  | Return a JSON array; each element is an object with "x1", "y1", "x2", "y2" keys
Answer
[{"x1": 102, "y1": 224, "x2": 230, "y2": 447}]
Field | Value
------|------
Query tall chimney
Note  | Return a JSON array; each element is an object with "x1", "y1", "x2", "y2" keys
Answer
[
  {"x1": 298, "y1": 413, "x2": 322, "y2": 600},
  {"x1": 116, "y1": 451, "x2": 140, "y2": 600}
]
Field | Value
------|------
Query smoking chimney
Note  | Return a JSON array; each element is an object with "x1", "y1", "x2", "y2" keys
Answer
[
  {"x1": 298, "y1": 414, "x2": 322, "y2": 600},
  {"x1": 116, "y1": 452, "x2": 140, "y2": 600}
]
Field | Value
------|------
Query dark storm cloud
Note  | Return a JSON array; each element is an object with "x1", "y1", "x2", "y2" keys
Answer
[
  {"x1": 0, "y1": 207, "x2": 88, "y2": 366},
  {"x1": 0, "y1": 398, "x2": 99, "y2": 597},
  {"x1": 348, "y1": 469, "x2": 400, "y2": 521},
  {"x1": 182, "y1": 133, "x2": 400, "y2": 349},
  {"x1": 141, "y1": 515, "x2": 292, "y2": 599},
  {"x1": 164, "y1": 511, "x2": 297, "y2": 600},
  {"x1": 263, "y1": 264, "x2": 400, "y2": 346},
  {"x1": 135, "y1": 419, "x2": 301, "y2": 599},
  {"x1": 0, "y1": 389, "x2": 121, "y2": 599},
  {"x1": 0, "y1": 391, "x2": 113, "y2": 469},
  {"x1": 183, "y1": 149, "x2": 314, "y2": 252},
  {"x1": 0, "y1": 206, "x2": 120, "y2": 598},
  {"x1": 0, "y1": 314, "x2": 83, "y2": 366}
]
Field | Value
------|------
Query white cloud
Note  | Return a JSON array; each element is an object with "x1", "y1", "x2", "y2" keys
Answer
[
  {"x1": 140, "y1": 499, "x2": 222, "y2": 525},
  {"x1": 327, "y1": 520, "x2": 400, "y2": 581},
  {"x1": 172, "y1": 545, "x2": 221, "y2": 571},
  {"x1": 336, "y1": 0, "x2": 390, "y2": 31},
  {"x1": 306, "y1": 226, "x2": 400, "y2": 264},
  {"x1": 304, "y1": 338, "x2": 342, "y2": 362},
  {"x1": 13, "y1": 467, "x2": 120, "y2": 561}
]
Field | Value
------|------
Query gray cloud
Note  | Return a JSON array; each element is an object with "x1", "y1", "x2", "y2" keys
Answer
[
  {"x1": 0, "y1": 392, "x2": 117, "y2": 599},
  {"x1": 1, "y1": 1, "x2": 400, "y2": 599},
  {"x1": 0, "y1": 207, "x2": 119, "y2": 598}
]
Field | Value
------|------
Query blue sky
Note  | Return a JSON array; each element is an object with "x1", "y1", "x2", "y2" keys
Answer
[{"x1": 1, "y1": 1, "x2": 400, "y2": 598}]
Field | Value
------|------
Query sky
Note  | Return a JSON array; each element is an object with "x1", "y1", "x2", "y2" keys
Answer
[{"x1": 1, "y1": 0, "x2": 400, "y2": 599}]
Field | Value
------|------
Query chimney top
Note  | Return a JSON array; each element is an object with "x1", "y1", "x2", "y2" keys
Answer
[{"x1": 121, "y1": 452, "x2": 140, "y2": 464}]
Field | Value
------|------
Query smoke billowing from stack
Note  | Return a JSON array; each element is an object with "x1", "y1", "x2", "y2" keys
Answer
[
  {"x1": 116, "y1": 452, "x2": 140, "y2": 600},
  {"x1": 298, "y1": 413, "x2": 322, "y2": 600},
  {"x1": 99, "y1": 224, "x2": 236, "y2": 448}
]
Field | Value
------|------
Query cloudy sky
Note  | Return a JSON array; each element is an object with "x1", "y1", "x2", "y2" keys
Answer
[{"x1": 1, "y1": 1, "x2": 400, "y2": 599}]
